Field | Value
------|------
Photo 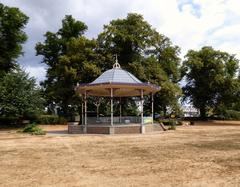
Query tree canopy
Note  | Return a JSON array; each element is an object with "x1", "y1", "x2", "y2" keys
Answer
[
  {"x1": 182, "y1": 46, "x2": 240, "y2": 118},
  {"x1": 97, "y1": 13, "x2": 182, "y2": 115},
  {"x1": 1, "y1": 2, "x2": 240, "y2": 121},
  {"x1": 36, "y1": 13, "x2": 182, "y2": 117},
  {"x1": 36, "y1": 15, "x2": 100, "y2": 116},
  {"x1": 0, "y1": 3, "x2": 29, "y2": 77},
  {"x1": 0, "y1": 66, "x2": 45, "y2": 118}
]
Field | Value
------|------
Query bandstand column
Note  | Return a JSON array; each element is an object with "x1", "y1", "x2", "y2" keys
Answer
[
  {"x1": 141, "y1": 89, "x2": 145, "y2": 133},
  {"x1": 110, "y1": 88, "x2": 113, "y2": 126},
  {"x1": 151, "y1": 93, "x2": 154, "y2": 124},
  {"x1": 81, "y1": 101, "x2": 84, "y2": 125},
  {"x1": 84, "y1": 91, "x2": 87, "y2": 133},
  {"x1": 119, "y1": 97, "x2": 122, "y2": 123}
]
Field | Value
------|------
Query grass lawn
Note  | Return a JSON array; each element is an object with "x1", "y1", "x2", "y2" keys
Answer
[{"x1": 0, "y1": 122, "x2": 240, "y2": 186}]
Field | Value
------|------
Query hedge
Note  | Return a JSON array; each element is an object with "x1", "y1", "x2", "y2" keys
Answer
[{"x1": 36, "y1": 115, "x2": 67, "y2": 125}]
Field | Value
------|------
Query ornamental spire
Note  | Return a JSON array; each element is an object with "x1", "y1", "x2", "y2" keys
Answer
[{"x1": 113, "y1": 54, "x2": 121, "y2": 69}]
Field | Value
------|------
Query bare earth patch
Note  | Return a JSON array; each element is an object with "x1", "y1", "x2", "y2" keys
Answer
[{"x1": 0, "y1": 123, "x2": 240, "y2": 187}]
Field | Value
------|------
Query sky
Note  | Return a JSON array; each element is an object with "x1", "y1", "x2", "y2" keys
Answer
[{"x1": 1, "y1": 0, "x2": 240, "y2": 83}]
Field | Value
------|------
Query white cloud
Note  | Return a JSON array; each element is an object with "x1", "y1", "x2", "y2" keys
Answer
[
  {"x1": 23, "y1": 66, "x2": 46, "y2": 84},
  {"x1": 1, "y1": 0, "x2": 240, "y2": 82}
]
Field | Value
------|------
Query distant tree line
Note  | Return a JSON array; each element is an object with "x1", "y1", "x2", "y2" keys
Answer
[{"x1": 0, "y1": 3, "x2": 239, "y2": 124}]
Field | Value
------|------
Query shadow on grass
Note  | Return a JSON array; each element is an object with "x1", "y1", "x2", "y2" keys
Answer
[
  {"x1": 214, "y1": 157, "x2": 240, "y2": 172},
  {"x1": 188, "y1": 137, "x2": 240, "y2": 151}
]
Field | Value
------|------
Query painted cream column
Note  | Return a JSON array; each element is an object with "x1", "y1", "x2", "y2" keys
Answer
[
  {"x1": 151, "y1": 93, "x2": 154, "y2": 124},
  {"x1": 110, "y1": 88, "x2": 113, "y2": 126},
  {"x1": 119, "y1": 97, "x2": 122, "y2": 123},
  {"x1": 141, "y1": 89, "x2": 145, "y2": 133},
  {"x1": 81, "y1": 101, "x2": 84, "y2": 125},
  {"x1": 84, "y1": 91, "x2": 87, "y2": 133}
]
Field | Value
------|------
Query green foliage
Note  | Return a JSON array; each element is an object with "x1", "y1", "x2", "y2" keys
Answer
[
  {"x1": 97, "y1": 14, "x2": 154, "y2": 65},
  {"x1": 22, "y1": 123, "x2": 45, "y2": 135},
  {"x1": 168, "y1": 125, "x2": 176, "y2": 130},
  {"x1": 97, "y1": 13, "x2": 182, "y2": 115},
  {"x1": 169, "y1": 120, "x2": 177, "y2": 126},
  {"x1": 36, "y1": 115, "x2": 67, "y2": 124},
  {"x1": 161, "y1": 119, "x2": 177, "y2": 130},
  {"x1": 0, "y1": 3, "x2": 29, "y2": 76},
  {"x1": 160, "y1": 119, "x2": 177, "y2": 126},
  {"x1": 224, "y1": 110, "x2": 240, "y2": 120},
  {"x1": 0, "y1": 66, "x2": 45, "y2": 119},
  {"x1": 167, "y1": 120, "x2": 177, "y2": 130},
  {"x1": 36, "y1": 13, "x2": 182, "y2": 118},
  {"x1": 215, "y1": 110, "x2": 240, "y2": 120},
  {"x1": 36, "y1": 15, "x2": 99, "y2": 116},
  {"x1": 182, "y1": 46, "x2": 240, "y2": 118},
  {"x1": 0, "y1": 116, "x2": 19, "y2": 126}
]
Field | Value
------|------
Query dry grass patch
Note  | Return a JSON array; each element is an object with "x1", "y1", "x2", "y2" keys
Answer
[{"x1": 0, "y1": 124, "x2": 240, "y2": 186}]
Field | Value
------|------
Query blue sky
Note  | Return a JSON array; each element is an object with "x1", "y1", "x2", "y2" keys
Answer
[
  {"x1": 178, "y1": 0, "x2": 202, "y2": 18},
  {"x1": 1, "y1": 0, "x2": 240, "y2": 83}
]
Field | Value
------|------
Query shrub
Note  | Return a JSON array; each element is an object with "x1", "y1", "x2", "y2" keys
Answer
[
  {"x1": 23, "y1": 110, "x2": 42, "y2": 121},
  {"x1": 169, "y1": 120, "x2": 177, "y2": 126},
  {"x1": 0, "y1": 116, "x2": 19, "y2": 126},
  {"x1": 168, "y1": 125, "x2": 176, "y2": 130},
  {"x1": 224, "y1": 110, "x2": 240, "y2": 120},
  {"x1": 0, "y1": 116, "x2": 22, "y2": 128},
  {"x1": 36, "y1": 115, "x2": 67, "y2": 125},
  {"x1": 163, "y1": 120, "x2": 176, "y2": 130},
  {"x1": 161, "y1": 120, "x2": 171, "y2": 126},
  {"x1": 58, "y1": 116, "x2": 68, "y2": 124},
  {"x1": 161, "y1": 119, "x2": 177, "y2": 126},
  {"x1": 22, "y1": 123, "x2": 45, "y2": 135},
  {"x1": 213, "y1": 110, "x2": 240, "y2": 120}
]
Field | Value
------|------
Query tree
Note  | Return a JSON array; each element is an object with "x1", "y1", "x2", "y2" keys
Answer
[
  {"x1": 0, "y1": 3, "x2": 29, "y2": 77},
  {"x1": 97, "y1": 13, "x2": 155, "y2": 67},
  {"x1": 0, "y1": 66, "x2": 44, "y2": 119},
  {"x1": 37, "y1": 13, "x2": 182, "y2": 117},
  {"x1": 182, "y1": 46, "x2": 240, "y2": 118},
  {"x1": 36, "y1": 15, "x2": 100, "y2": 116},
  {"x1": 97, "y1": 13, "x2": 182, "y2": 116}
]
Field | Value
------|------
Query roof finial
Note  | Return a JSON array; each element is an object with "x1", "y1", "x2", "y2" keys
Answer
[{"x1": 113, "y1": 54, "x2": 121, "y2": 69}]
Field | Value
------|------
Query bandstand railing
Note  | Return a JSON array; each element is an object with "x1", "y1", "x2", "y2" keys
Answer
[{"x1": 83, "y1": 116, "x2": 153, "y2": 125}]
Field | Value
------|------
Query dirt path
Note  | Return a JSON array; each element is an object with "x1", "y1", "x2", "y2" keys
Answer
[{"x1": 0, "y1": 124, "x2": 239, "y2": 186}]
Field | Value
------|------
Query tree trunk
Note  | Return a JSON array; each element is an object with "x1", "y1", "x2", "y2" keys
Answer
[
  {"x1": 200, "y1": 107, "x2": 206, "y2": 119},
  {"x1": 163, "y1": 106, "x2": 167, "y2": 117},
  {"x1": 97, "y1": 104, "x2": 100, "y2": 119}
]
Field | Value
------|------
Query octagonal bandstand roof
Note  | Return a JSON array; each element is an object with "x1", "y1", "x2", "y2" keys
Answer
[{"x1": 76, "y1": 61, "x2": 160, "y2": 97}]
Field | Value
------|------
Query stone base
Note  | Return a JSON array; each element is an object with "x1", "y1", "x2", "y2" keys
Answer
[
  {"x1": 68, "y1": 123, "x2": 164, "y2": 134},
  {"x1": 68, "y1": 125, "x2": 84, "y2": 134}
]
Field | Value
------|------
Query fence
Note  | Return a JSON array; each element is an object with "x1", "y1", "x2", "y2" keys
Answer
[{"x1": 83, "y1": 116, "x2": 153, "y2": 125}]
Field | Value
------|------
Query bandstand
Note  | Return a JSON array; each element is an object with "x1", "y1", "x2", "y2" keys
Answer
[{"x1": 68, "y1": 60, "x2": 162, "y2": 134}]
